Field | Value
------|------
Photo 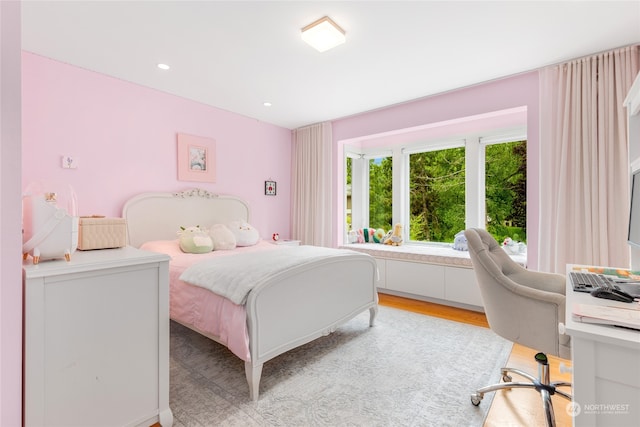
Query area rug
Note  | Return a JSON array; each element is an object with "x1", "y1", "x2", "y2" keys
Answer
[{"x1": 169, "y1": 305, "x2": 512, "y2": 426}]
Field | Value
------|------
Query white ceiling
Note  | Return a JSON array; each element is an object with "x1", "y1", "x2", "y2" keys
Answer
[{"x1": 21, "y1": 1, "x2": 640, "y2": 130}]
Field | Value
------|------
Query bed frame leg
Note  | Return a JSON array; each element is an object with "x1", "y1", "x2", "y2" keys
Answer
[
  {"x1": 245, "y1": 361, "x2": 263, "y2": 401},
  {"x1": 369, "y1": 306, "x2": 378, "y2": 326}
]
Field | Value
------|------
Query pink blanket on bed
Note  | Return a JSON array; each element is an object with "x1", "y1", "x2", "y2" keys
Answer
[{"x1": 140, "y1": 239, "x2": 280, "y2": 362}]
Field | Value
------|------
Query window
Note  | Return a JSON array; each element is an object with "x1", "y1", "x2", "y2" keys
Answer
[
  {"x1": 345, "y1": 132, "x2": 527, "y2": 245},
  {"x1": 409, "y1": 146, "x2": 465, "y2": 242},
  {"x1": 345, "y1": 152, "x2": 392, "y2": 233},
  {"x1": 368, "y1": 156, "x2": 392, "y2": 231},
  {"x1": 346, "y1": 156, "x2": 352, "y2": 231},
  {"x1": 485, "y1": 140, "x2": 527, "y2": 243}
]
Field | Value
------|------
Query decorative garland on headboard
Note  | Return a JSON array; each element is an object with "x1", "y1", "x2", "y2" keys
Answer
[{"x1": 173, "y1": 189, "x2": 219, "y2": 199}]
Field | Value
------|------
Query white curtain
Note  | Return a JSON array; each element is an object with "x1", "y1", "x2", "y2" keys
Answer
[
  {"x1": 291, "y1": 122, "x2": 333, "y2": 246},
  {"x1": 539, "y1": 45, "x2": 640, "y2": 273}
]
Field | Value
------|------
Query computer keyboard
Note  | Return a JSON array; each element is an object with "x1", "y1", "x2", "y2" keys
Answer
[{"x1": 569, "y1": 271, "x2": 619, "y2": 292}]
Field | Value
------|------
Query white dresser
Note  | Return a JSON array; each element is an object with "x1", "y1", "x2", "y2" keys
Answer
[{"x1": 23, "y1": 246, "x2": 173, "y2": 427}]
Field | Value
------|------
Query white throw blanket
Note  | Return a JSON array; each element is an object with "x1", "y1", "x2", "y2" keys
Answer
[{"x1": 179, "y1": 245, "x2": 358, "y2": 305}]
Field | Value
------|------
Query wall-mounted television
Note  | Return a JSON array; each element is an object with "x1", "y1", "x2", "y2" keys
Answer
[{"x1": 628, "y1": 169, "x2": 640, "y2": 248}]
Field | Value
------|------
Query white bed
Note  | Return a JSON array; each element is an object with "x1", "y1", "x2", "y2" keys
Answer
[{"x1": 122, "y1": 189, "x2": 378, "y2": 401}]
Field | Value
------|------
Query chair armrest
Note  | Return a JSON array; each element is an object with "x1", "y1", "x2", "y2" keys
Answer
[{"x1": 507, "y1": 269, "x2": 566, "y2": 295}]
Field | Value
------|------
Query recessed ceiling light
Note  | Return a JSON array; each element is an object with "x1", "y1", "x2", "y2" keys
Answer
[
  {"x1": 157, "y1": 63, "x2": 170, "y2": 70},
  {"x1": 263, "y1": 102, "x2": 272, "y2": 107},
  {"x1": 301, "y1": 16, "x2": 345, "y2": 53}
]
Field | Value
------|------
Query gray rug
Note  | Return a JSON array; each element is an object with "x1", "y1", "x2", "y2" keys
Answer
[{"x1": 169, "y1": 305, "x2": 512, "y2": 427}]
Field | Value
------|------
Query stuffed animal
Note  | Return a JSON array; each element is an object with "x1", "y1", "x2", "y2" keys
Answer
[
  {"x1": 362, "y1": 228, "x2": 375, "y2": 243},
  {"x1": 355, "y1": 228, "x2": 379, "y2": 243},
  {"x1": 502, "y1": 237, "x2": 527, "y2": 255},
  {"x1": 228, "y1": 220, "x2": 260, "y2": 246},
  {"x1": 453, "y1": 231, "x2": 468, "y2": 251},
  {"x1": 385, "y1": 223, "x2": 403, "y2": 246},
  {"x1": 349, "y1": 228, "x2": 386, "y2": 244},
  {"x1": 178, "y1": 226, "x2": 214, "y2": 254},
  {"x1": 372, "y1": 228, "x2": 386, "y2": 243},
  {"x1": 209, "y1": 224, "x2": 236, "y2": 250}
]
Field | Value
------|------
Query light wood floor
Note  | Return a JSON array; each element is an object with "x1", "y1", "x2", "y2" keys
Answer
[
  {"x1": 154, "y1": 293, "x2": 573, "y2": 427},
  {"x1": 378, "y1": 293, "x2": 573, "y2": 427}
]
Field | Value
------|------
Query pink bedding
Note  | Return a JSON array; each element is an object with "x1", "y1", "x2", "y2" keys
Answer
[{"x1": 140, "y1": 239, "x2": 280, "y2": 362}]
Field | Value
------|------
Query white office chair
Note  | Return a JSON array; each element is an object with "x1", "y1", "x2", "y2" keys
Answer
[{"x1": 464, "y1": 228, "x2": 572, "y2": 427}]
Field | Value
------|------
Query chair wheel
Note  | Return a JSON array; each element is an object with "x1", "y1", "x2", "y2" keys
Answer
[{"x1": 470, "y1": 393, "x2": 483, "y2": 406}]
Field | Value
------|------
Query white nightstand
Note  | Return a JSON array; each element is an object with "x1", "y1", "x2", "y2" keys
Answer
[{"x1": 271, "y1": 239, "x2": 301, "y2": 246}]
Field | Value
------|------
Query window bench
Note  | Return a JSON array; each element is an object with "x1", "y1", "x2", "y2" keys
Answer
[{"x1": 340, "y1": 243, "x2": 527, "y2": 313}]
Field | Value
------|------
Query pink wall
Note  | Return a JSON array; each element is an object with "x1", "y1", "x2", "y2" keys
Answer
[
  {"x1": 22, "y1": 52, "x2": 293, "y2": 240},
  {"x1": 331, "y1": 72, "x2": 540, "y2": 268},
  {"x1": 1, "y1": 2, "x2": 23, "y2": 425}
]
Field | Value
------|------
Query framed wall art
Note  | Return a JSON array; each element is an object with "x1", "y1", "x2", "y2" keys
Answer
[
  {"x1": 265, "y1": 180, "x2": 277, "y2": 196},
  {"x1": 177, "y1": 133, "x2": 216, "y2": 183}
]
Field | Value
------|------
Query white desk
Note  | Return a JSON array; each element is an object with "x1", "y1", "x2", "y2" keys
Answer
[{"x1": 565, "y1": 265, "x2": 640, "y2": 427}]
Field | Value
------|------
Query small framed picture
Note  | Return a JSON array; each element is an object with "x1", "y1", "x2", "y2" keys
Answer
[
  {"x1": 177, "y1": 133, "x2": 216, "y2": 183},
  {"x1": 265, "y1": 180, "x2": 277, "y2": 196}
]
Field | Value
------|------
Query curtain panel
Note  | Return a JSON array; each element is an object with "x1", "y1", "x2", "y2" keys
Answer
[
  {"x1": 291, "y1": 122, "x2": 333, "y2": 247},
  {"x1": 539, "y1": 45, "x2": 640, "y2": 273}
]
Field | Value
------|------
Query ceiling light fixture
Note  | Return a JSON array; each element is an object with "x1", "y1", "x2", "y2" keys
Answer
[
  {"x1": 263, "y1": 102, "x2": 272, "y2": 107},
  {"x1": 301, "y1": 16, "x2": 345, "y2": 53},
  {"x1": 157, "y1": 63, "x2": 170, "y2": 70}
]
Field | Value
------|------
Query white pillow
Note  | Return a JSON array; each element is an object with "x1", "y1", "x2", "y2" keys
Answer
[
  {"x1": 209, "y1": 224, "x2": 236, "y2": 250},
  {"x1": 227, "y1": 220, "x2": 260, "y2": 246}
]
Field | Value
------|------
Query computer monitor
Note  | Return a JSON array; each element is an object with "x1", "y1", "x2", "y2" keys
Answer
[{"x1": 628, "y1": 169, "x2": 640, "y2": 248}]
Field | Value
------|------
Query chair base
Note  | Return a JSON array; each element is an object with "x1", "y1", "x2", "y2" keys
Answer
[{"x1": 470, "y1": 353, "x2": 572, "y2": 427}]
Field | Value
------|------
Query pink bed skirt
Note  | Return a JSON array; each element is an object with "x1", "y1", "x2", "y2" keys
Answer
[{"x1": 141, "y1": 239, "x2": 280, "y2": 362}]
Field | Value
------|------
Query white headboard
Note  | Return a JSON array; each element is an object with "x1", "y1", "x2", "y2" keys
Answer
[{"x1": 122, "y1": 189, "x2": 250, "y2": 248}]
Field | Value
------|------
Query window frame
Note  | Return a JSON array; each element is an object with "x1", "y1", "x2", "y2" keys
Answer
[{"x1": 344, "y1": 128, "x2": 526, "y2": 245}]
